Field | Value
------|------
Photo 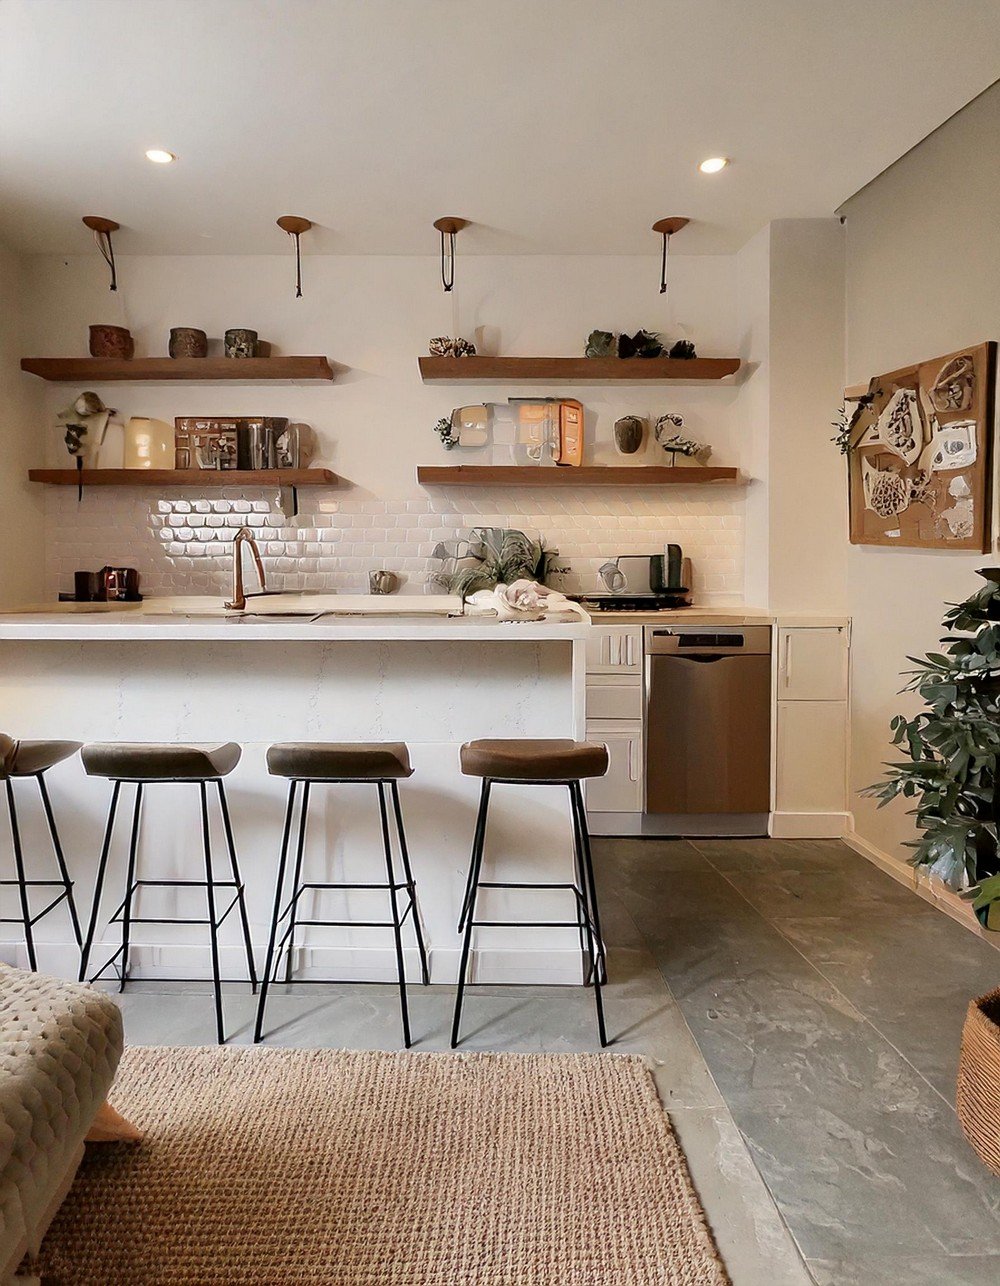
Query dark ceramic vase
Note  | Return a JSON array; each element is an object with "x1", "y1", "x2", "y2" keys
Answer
[
  {"x1": 614, "y1": 415, "x2": 645, "y2": 455},
  {"x1": 89, "y1": 324, "x2": 134, "y2": 359}
]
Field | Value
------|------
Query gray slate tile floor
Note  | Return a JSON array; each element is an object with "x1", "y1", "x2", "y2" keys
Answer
[{"x1": 110, "y1": 837, "x2": 1000, "y2": 1285}]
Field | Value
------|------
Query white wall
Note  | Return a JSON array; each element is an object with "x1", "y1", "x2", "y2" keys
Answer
[
  {"x1": 22, "y1": 252, "x2": 748, "y2": 599},
  {"x1": 735, "y1": 219, "x2": 847, "y2": 613},
  {"x1": 842, "y1": 83, "x2": 1000, "y2": 860},
  {"x1": 0, "y1": 241, "x2": 44, "y2": 607},
  {"x1": 766, "y1": 219, "x2": 846, "y2": 613}
]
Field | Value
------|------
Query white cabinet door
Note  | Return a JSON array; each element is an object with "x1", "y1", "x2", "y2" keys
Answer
[
  {"x1": 585, "y1": 722, "x2": 642, "y2": 812},
  {"x1": 585, "y1": 627, "x2": 643, "y2": 675},
  {"x1": 777, "y1": 627, "x2": 848, "y2": 701},
  {"x1": 775, "y1": 701, "x2": 847, "y2": 813}
]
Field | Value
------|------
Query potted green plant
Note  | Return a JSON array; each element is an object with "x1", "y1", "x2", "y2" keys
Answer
[
  {"x1": 430, "y1": 527, "x2": 563, "y2": 598},
  {"x1": 864, "y1": 569, "x2": 1000, "y2": 930}
]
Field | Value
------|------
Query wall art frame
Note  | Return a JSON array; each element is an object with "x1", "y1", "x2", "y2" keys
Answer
[{"x1": 848, "y1": 341, "x2": 996, "y2": 551}]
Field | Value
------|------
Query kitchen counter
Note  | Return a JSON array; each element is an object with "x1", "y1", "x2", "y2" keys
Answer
[
  {"x1": 0, "y1": 608, "x2": 591, "y2": 642},
  {"x1": 0, "y1": 605, "x2": 589, "y2": 988}
]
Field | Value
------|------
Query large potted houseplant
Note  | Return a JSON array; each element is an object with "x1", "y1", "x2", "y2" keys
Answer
[
  {"x1": 865, "y1": 569, "x2": 1000, "y2": 928},
  {"x1": 866, "y1": 570, "x2": 1000, "y2": 1175}
]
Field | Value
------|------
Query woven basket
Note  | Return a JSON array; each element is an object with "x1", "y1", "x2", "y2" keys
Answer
[{"x1": 957, "y1": 987, "x2": 1000, "y2": 1176}]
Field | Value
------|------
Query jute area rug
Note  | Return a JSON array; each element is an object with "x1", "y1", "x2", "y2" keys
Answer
[{"x1": 32, "y1": 1045, "x2": 728, "y2": 1285}]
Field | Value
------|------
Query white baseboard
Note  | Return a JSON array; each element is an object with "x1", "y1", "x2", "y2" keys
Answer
[
  {"x1": 769, "y1": 811, "x2": 852, "y2": 839},
  {"x1": 842, "y1": 830, "x2": 999, "y2": 948}
]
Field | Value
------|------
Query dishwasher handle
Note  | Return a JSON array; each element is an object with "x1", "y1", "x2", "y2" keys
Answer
[{"x1": 645, "y1": 624, "x2": 771, "y2": 657}]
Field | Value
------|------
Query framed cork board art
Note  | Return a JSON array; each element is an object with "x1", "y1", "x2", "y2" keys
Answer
[{"x1": 848, "y1": 341, "x2": 996, "y2": 551}]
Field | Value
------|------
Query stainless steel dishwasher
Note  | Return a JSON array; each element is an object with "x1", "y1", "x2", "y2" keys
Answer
[{"x1": 643, "y1": 625, "x2": 771, "y2": 836}]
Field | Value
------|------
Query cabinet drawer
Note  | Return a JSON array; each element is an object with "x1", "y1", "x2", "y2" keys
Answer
[
  {"x1": 585, "y1": 720, "x2": 642, "y2": 813},
  {"x1": 777, "y1": 626, "x2": 848, "y2": 701},
  {"x1": 585, "y1": 627, "x2": 642, "y2": 674},
  {"x1": 586, "y1": 683, "x2": 643, "y2": 720},
  {"x1": 775, "y1": 700, "x2": 847, "y2": 812}
]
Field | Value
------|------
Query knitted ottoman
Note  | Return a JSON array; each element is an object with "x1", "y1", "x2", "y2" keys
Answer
[{"x1": 0, "y1": 966, "x2": 122, "y2": 1280}]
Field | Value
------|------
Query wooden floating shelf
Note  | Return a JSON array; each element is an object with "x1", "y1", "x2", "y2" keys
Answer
[
  {"x1": 418, "y1": 356, "x2": 740, "y2": 382},
  {"x1": 416, "y1": 466, "x2": 741, "y2": 487},
  {"x1": 28, "y1": 469, "x2": 339, "y2": 487},
  {"x1": 20, "y1": 356, "x2": 334, "y2": 382}
]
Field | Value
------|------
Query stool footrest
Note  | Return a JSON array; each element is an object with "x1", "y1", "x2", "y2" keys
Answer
[
  {"x1": 109, "y1": 886, "x2": 244, "y2": 932},
  {"x1": 476, "y1": 880, "x2": 580, "y2": 891},
  {"x1": 0, "y1": 888, "x2": 71, "y2": 929}
]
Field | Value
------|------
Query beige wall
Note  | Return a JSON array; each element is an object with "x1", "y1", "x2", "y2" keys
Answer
[
  {"x1": 0, "y1": 241, "x2": 44, "y2": 607},
  {"x1": 842, "y1": 83, "x2": 1000, "y2": 859}
]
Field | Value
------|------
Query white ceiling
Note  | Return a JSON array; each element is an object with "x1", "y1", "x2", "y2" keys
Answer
[{"x1": 1, "y1": 0, "x2": 998, "y2": 257}]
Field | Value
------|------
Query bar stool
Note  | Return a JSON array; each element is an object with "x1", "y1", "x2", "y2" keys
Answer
[
  {"x1": 0, "y1": 732, "x2": 84, "y2": 971},
  {"x1": 255, "y1": 743, "x2": 429, "y2": 1048},
  {"x1": 78, "y1": 742, "x2": 257, "y2": 1044},
  {"x1": 451, "y1": 738, "x2": 610, "y2": 1048}
]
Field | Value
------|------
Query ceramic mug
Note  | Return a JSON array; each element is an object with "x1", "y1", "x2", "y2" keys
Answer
[
  {"x1": 100, "y1": 566, "x2": 140, "y2": 602},
  {"x1": 368, "y1": 570, "x2": 398, "y2": 595}
]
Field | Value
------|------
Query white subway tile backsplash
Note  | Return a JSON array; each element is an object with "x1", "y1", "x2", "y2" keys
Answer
[{"x1": 45, "y1": 485, "x2": 745, "y2": 600}]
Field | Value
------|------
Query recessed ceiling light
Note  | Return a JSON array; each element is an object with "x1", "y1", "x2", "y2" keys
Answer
[
  {"x1": 145, "y1": 149, "x2": 176, "y2": 164},
  {"x1": 698, "y1": 156, "x2": 729, "y2": 174}
]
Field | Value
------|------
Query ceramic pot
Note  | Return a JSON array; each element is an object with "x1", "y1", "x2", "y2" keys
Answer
[
  {"x1": 89, "y1": 324, "x2": 134, "y2": 359},
  {"x1": 225, "y1": 328, "x2": 258, "y2": 358},
  {"x1": 169, "y1": 327, "x2": 208, "y2": 358}
]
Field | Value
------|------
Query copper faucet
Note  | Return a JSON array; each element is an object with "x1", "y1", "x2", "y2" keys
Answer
[{"x1": 225, "y1": 526, "x2": 267, "y2": 611}]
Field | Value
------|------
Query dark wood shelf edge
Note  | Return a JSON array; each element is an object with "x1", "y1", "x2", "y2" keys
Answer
[
  {"x1": 416, "y1": 466, "x2": 742, "y2": 486},
  {"x1": 28, "y1": 469, "x2": 340, "y2": 486},
  {"x1": 418, "y1": 355, "x2": 741, "y2": 381},
  {"x1": 20, "y1": 356, "x2": 334, "y2": 382}
]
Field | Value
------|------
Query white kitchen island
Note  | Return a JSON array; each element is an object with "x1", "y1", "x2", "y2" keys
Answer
[{"x1": 0, "y1": 609, "x2": 590, "y2": 986}]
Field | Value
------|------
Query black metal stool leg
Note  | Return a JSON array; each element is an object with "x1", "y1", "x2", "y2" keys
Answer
[
  {"x1": 570, "y1": 781, "x2": 608, "y2": 1046},
  {"x1": 80, "y1": 780, "x2": 121, "y2": 981},
  {"x1": 118, "y1": 783, "x2": 143, "y2": 993},
  {"x1": 255, "y1": 779, "x2": 297, "y2": 1043},
  {"x1": 377, "y1": 781, "x2": 413, "y2": 1048},
  {"x1": 569, "y1": 793, "x2": 593, "y2": 983},
  {"x1": 5, "y1": 779, "x2": 37, "y2": 972},
  {"x1": 216, "y1": 780, "x2": 258, "y2": 993},
  {"x1": 389, "y1": 781, "x2": 429, "y2": 986},
  {"x1": 199, "y1": 781, "x2": 226, "y2": 1045},
  {"x1": 450, "y1": 778, "x2": 491, "y2": 1048},
  {"x1": 283, "y1": 780, "x2": 310, "y2": 984},
  {"x1": 36, "y1": 774, "x2": 83, "y2": 949},
  {"x1": 457, "y1": 781, "x2": 492, "y2": 933}
]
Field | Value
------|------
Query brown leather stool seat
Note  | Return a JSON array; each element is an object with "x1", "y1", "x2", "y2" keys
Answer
[
  {"x1": 266, "y1": 742, "x2": 413, "y2": 781},
  {"x1": 460, "y1": 739, "x2": 609, "y2": 782},
  {"x1": 82, "y1": 742, "x2": 241, "y2": 781},
  {"x1": 0, "y1": 734, "x2": 82, "y2": 779}
]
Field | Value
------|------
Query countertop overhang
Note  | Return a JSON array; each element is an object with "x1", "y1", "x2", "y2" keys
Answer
[{"x1": 0, "y1": 611, "x2": 592, "y2": 642}]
